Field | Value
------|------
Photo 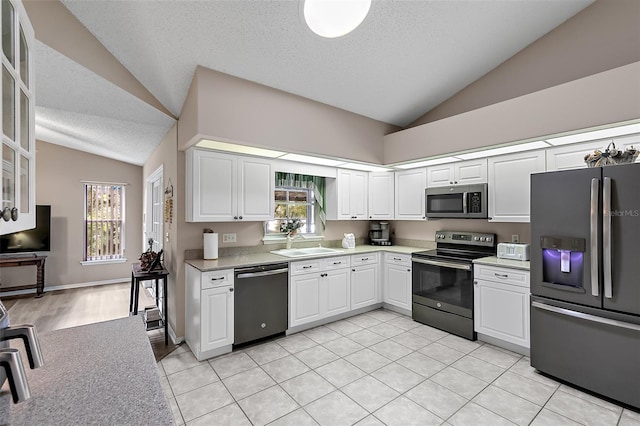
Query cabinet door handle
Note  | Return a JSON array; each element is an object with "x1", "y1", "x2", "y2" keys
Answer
[
  {"x1": 473, "y1": 281, "x2": 478, "y2": 285},
  {"x1": 393, "y1": 257, "x2": 401, "y2": 261},
  {"x1": 361, "y1": 257, "x2": 369, "y2": 261},
  {"x1": 302, "y1": 265, "x2": 313, "y2": 269},
  {"x1": 211, "y1": 277, "x2": 226, "y2": 281},
  {"x1": 333, "y1": 261, "x2": 342, "y2": 265},
  {"x1": 239, "y1": 216, "x2": 243, "y2": 220},
  {"x1": 494, "y1": 273, "x2": 509, "y2": 279},
  {"x1": 407, "y1": 269, "x2": 411, "y2": 272},
  {"x1": 352, "y1": 269, "x2": 356, "y2": 272},
  {"x1": 233, "y1": 216, "x2": 238, "y2": 220},
  {"x1": 229, "y1": 288, "x2": 234, "y2": 292}
]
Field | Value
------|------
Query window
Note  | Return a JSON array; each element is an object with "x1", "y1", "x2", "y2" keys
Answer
[
  {"x1": 83, "y1": 183, "x2": 125, "y2": 262},
  {"x1": 266, "y1": 187, "x2": 316, "y2": 235},
  {"x1": 265, "y1": 173, "x2": 326, "y2": 237}
]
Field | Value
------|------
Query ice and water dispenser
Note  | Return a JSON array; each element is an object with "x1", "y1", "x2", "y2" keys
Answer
[{"x1": 541, "y1": 236, "x2": 586, "y2": 290}]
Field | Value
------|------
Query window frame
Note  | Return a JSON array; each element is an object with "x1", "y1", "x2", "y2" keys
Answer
[
  {"x1": 265, "y1": 186, "x2": 316, "y2": 236},
  {"x1": 81, "y1": 182, "x2": 127, "y2": 265}
]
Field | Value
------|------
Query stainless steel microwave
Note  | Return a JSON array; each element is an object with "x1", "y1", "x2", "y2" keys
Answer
[{"x1": 425, "y1": 183, "x2": 488, "y2": 219}]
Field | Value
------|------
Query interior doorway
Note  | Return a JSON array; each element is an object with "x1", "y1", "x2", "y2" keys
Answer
[{"x1": 145, "y1": 166, "x2": 163, "y2": 253}]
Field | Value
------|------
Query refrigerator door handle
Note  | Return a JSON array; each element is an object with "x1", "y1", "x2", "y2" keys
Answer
[
  {"x1": 603, "y1": 177, "x2": 612, "y2": 298},
  {"x1": 532, "y1": 301, "x2": 640, "y2": 332},
  {"x1": 590, "y1": 178, "x2": 599, "y2": 297}
]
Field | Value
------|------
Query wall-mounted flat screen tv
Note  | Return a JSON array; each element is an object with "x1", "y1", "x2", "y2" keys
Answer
[{"x1": 0, "y1": 205, "x2": 51, "y2": 254}]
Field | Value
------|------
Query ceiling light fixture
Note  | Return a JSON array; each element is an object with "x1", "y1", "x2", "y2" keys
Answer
[{"x1": 303, "y1": 0, "x2": 371, "y2": 38}]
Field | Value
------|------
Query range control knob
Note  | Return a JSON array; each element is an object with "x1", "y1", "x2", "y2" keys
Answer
[
  {"x1": 486, "y1": 237, "x2": 492, "y2": 242},
  {"x1": 474, "y1": 236, "x2": 480, "y2": 241},
  {"x1": 480, "y1": 237, "x2": 486, "y2": 242}
]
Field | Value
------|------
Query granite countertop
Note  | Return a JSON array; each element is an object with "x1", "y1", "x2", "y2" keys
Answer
[
  {"x1": 186, "y1": 245, "x2": 426, "y2": 272},
  {"x1": 0, "y1": 317, "x2": 173, "y2": 426},
  {"x1": 474, "y1": 256, "x2": 531, "y2": 271}
]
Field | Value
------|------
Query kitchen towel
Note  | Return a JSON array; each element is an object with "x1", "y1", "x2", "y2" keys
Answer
[{"x1": 204, "y1": 233, "x2": 219, "y2": 259}]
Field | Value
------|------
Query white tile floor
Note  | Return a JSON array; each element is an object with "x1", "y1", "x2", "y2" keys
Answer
[{"x1": 158, "y1": 309, "x2": 640, "y2": 426}]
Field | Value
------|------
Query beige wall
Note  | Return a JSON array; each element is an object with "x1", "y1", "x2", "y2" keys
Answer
[
  {"x1": 177, "y1": 66, "x2": 399, "y2": 164},
  {"x1": 410, "y1": 0, "x2": 640, "y2": 126},
  {"x1": 1, "y1": 141, "x2": 143, "y2": 289},
  {"x1": 142, "y1": 125, "x2": 180, "y2": 337},
  {"x1": 383, "y1": 62, "x2": 640, "y2": 164}
]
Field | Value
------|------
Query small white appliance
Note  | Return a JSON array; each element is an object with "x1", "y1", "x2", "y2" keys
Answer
[{"x1": 497, "y1": 242, "x2": 530, "y2": 261}]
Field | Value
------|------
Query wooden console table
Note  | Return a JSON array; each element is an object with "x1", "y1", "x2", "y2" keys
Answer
[{"x1": 0, "y1": 255, "x2": 46, "y2": 297}]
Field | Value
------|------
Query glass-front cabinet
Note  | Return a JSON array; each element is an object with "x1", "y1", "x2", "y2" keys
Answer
[{"x1": 1, "y1": 0, "x2": 34, "y2": 235}]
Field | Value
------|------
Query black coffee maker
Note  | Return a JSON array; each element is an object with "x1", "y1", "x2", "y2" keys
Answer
[{"x1": 369, "y1": 222, "x2": 391, "y2": 246}]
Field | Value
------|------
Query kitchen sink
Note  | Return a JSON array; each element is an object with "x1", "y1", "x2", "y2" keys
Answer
[{"x1": 270, "y1": 247, "x2": 345, "y2": 258}]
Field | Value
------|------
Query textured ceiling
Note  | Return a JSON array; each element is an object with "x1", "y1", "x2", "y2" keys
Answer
[
  {"x1": 34, "y1": 41, "x2": 176, "y2": 165},
  {"x1": 35, "y1": 0, "x2": 593, "y2": 164}
]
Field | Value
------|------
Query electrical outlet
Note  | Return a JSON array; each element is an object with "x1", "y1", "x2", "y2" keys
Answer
[
  {"x1": 511, "y1": 234, "x2": 520, "y2": 243},
  {"x1": 222, "y1": 233, "x2": 236, "y2": 243}
]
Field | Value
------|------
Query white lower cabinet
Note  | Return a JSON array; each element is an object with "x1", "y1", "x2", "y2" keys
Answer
[
  {"x1": 383, "y1": 253, "x2": 412, "y2": 311},
  {"x1": 289, "y1": 256, "x2": 351, "y2": 328},
  {"x1": 350, "y1": 253, "x2": 380, "y2": 310},
  {"x1": 185, "y1": 265, "x2": 234, "y2": 360},
  {"x1": 474, "y1": 264, "x2": 530, "y2": 349}
]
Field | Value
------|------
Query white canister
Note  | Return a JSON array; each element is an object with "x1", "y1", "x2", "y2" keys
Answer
[{"x1": 204, "y1": 232, "x2": 219, "y2": 259}]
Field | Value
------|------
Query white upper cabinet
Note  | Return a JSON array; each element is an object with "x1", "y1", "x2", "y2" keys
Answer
[
  {"x1": 394, "y1": 168, "x2": 426, "y2": 220},
  {"x1": 546, "y1": 140, "x2": 611, "y2": 171},
  {"x1": 1, "y1": 0, "x2": 35, "y2": 235},
  {"x1": 427, "y1": 159, "x2": 487, "y2": 187},
  {"x1": 327, "y1": 169, "x2": 367, "y2": 220},
  {"x1": 488, "y1": 150, "x2": 545, "y2": 222},
  {"x1": 368, "y1": 172, "x2": 394, "y2": 220},
  {"x1": 186, "y1": 149, "x2": 273, "y2": 222}
]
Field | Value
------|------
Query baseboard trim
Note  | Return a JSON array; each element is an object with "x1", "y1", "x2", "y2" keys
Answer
[
  {"x1": 168, "y1": 325, "x2": 184, "y2": 345},
  {"x1": 46, "y1": 278, "x2": 130, "y2": 292},
  {"x1": 0, "y1": 278, "x2": 129, "y2": 297}
]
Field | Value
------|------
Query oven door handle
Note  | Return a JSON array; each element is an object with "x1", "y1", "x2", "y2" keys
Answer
[
  {"x1": 462, "y1": 192, "x2": 468, "y2": 214},
  {"x1": 412, "y1": 258, "x2": 471, "y2": 271}
]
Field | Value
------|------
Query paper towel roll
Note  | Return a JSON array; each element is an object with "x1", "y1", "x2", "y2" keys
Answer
[{"x1": 204, "y1": 233, "x2": 218, "y2": 260}]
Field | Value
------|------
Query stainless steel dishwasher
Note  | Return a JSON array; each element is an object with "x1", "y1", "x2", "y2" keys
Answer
[{"x1": 234, "y1": 263, "x2": 289, "y2": 345}]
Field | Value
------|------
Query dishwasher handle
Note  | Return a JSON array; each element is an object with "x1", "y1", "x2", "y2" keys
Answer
[{"x1": 236, "y1": 268, "x2": 288, "y2": 279}]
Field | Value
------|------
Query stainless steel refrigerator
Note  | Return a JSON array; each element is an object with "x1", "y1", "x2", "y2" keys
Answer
[{"x1": 530, "y1": 162, "x2": 640, "y2": 409}]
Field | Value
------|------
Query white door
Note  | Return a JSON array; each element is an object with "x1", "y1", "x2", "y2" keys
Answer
[
  {"x1": 1, "y1": 0, "x2": 35, "y2": 235},
  {"x1": 145, "y1": 166, "x2": 163, "y2": 252},
  {"x1": 325, "y1": 269, "x2": 350, "y2": 316},
  {"x1": 488, "y1": 150, "x2": 545, "y2": 222},
  {"x1": 238, "y1": 157, "x2": 273, "y2": 221},
  {"x1": 368, "y1": 172, "x2": 394, "y2": 219},
  {"x1": 201, "y1": 285, "x2": 234, "y2": 352},
  {"x1": 395, "y1": 168, "x2": 426, "y2": 220},
  {"x1": 385, "y1": 263, "x2": 411, "y2": 310},
  {"x1": 351, "y1": 265, "x2": 377, "y2": 310},
  {"x1": 290, "y1": 274, "x2": 322, "y2": 327},
  {"x1": 474, "y1": 280, "x2": 530, "y2": 348}
]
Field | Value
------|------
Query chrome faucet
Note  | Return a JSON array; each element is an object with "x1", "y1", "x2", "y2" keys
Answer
[{"x1": 0, "y1": 300, "x2": 45, "y2": 404}]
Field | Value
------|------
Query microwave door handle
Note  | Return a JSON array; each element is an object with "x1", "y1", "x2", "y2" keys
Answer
[
  {"x1": 462, "y1": 192, "x2": 468, "y2": 214},
  {"x1": 590, "y1": 178, "x2": 599, "y2": 297},
  {"x1": 603, "y1": 177, "x2": 612, "y2": 298}
]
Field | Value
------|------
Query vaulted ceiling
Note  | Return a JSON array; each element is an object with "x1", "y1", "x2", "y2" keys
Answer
[{"x1": 30, "y1": 0, "x2": 595, "y2": 165}]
